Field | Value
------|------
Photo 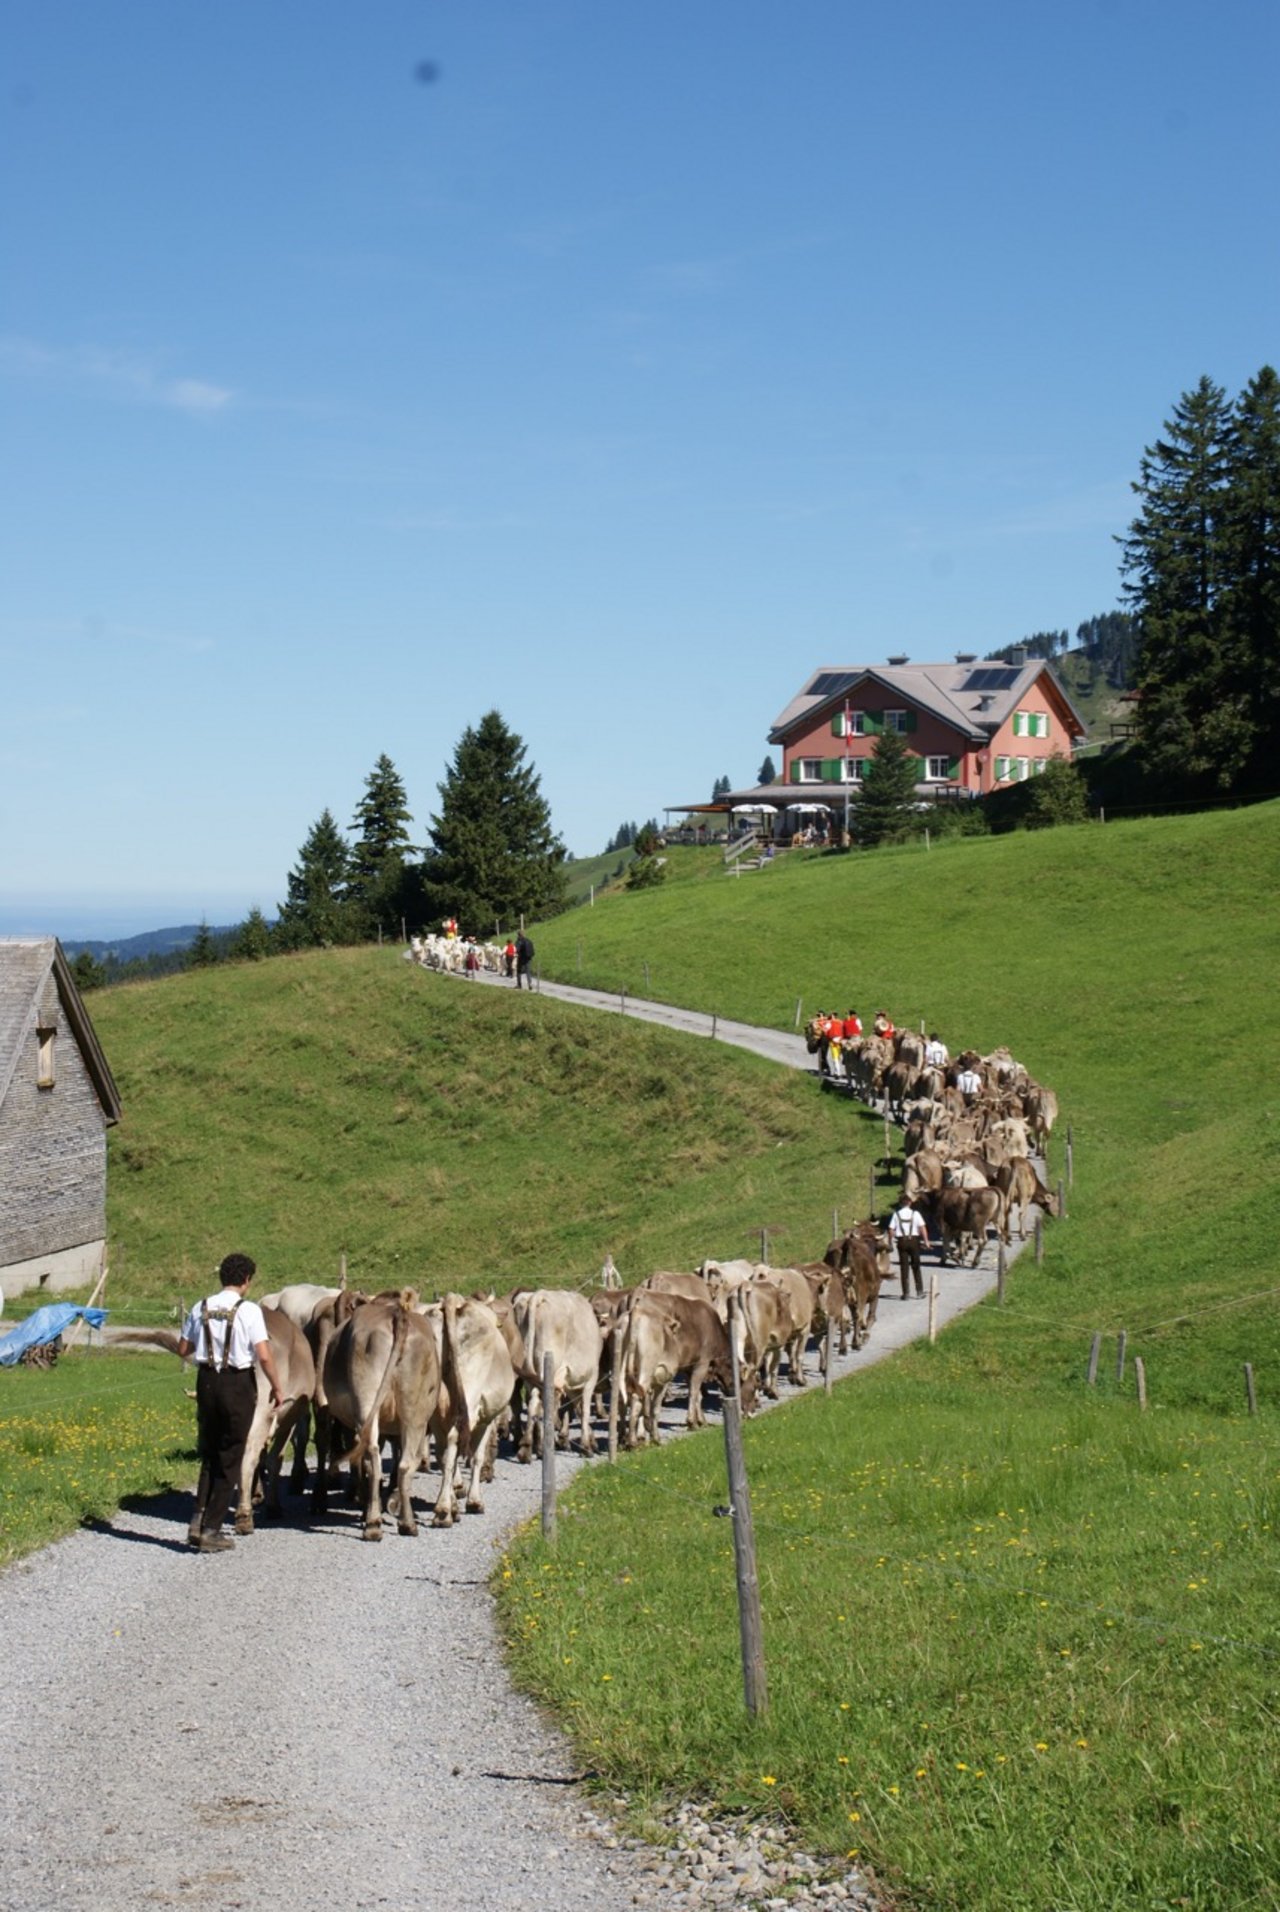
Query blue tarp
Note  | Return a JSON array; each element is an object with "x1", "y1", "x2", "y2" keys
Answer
[{"x1": 0, "y1": 1304, "x2": 109, "y2": 1366}]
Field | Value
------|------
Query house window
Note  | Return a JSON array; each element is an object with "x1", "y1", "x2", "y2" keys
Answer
[
  {"x1": 37, "y1": 1027, "x2": 55, "y2": 1090},
  {"x1": 841, "y1": 758, "x2": 866, "y2": 782},
  {"x1": 1033, "y1": 711, "x2": 1049, "y2": 739},
  {"x1": 925, "y1": 756, "x2": 952, "y2": 781},
  {"x1": 995, "y1": 755, "x2": 1012, "y2": 782},
  {"x1": 1016, "y1": 756, "x2": 1030, "y2": 781},
  {"x1": 1033, "y1": 757, "x2": 1047, "y2": 775},
  {"x1": 884, "y1": 710, "x2": 909, "y2": 734},
  {"x1": 799, "y1": 758, "x2": 823, "y2": 781},
  {"x1": 830, "y1": 710, "x2": 865, "y2": 737}
]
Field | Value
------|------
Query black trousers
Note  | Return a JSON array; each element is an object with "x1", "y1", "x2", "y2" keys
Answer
[
  {"x1": 896, "y1": 1238, "x2": 924, "y2": 1296},
  {"x1": 194, "y1": 1366, "x2": 257, "y2": 1535}
]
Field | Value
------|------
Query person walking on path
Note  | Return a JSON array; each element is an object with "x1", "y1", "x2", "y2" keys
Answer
[
  {"x1": 515, "y1": 933, "x2": 535, "y2": 989},
  {"x1": 176, "y1": 1253, "x2": 284, "y2": 1553},
  {"x1": 888, "y1": 1195, "x2": 929, "y2": 1299}
]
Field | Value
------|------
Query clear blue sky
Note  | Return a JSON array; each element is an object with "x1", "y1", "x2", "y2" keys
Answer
[{"x1": 3, "y1": 1, "x2": 1276, "y2": 936}]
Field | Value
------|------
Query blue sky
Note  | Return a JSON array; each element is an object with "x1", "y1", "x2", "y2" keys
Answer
[{"x1": 3, "y1": 1, "x2": 1276, "y2": 936}]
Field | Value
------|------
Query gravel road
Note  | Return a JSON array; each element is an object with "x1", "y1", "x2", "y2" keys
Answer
[{"x1": 1, "y1": 979, "x2": 1019, "y2": 1911}]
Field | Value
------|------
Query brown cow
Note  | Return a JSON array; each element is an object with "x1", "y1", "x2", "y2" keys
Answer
[
  {"x1": 826, "y1": 1225, "x2": 890, "y2": 1349},
  {"x1": 617, "y1": 1290, "x2": 738, "y2": 1445},
  {"x1": 994, "y1": 1156, "x2": 1060, "y2": 1238},
  {"x1": 752, "y1": 1265, "x2": 815, "y2": 1387},
  {"x1": 426, "y1": 1294, "x2": 517, "y2": 1525},
  {"x1": 312, "y1": 1296, "x2": 441, "y2": 1541},
  {"x1": 927, "y1": 1186, "x2": 1006, "y2": 1265},
  {"x1": 510, "y1": 1288, "x2": 602, "y2": 1462}
]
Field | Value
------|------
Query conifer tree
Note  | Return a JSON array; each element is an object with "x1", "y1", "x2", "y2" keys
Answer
[
  {"x1": 1221, "y1": 365, "x2": 1280, "y2": 785},
  {"x1": 757, "y1": 754, "x2": 778, "y2": 786},
  {"x1": 348, "y1": 754, "x2": 414, "y2": 935},
  {"x1": 277, "y1": 809, "x2": 359, "y2": 947},
  {"x1": 854, "y1": 728, "x2": 920, "y2": 846},
  {"x1": 415, "y1": 712, "x2": 566, "y2": 930},
  {"x1": 232, "y1": 906, "x2": 274, "y2": 961}
]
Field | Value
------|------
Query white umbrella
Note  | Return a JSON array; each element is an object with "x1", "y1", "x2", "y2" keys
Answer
[
  {"x1": 731, "y1": 802, "x2": 778, "y2": 813},
  {"x1": 789, "y1": 801, "x2": 832, "y2": 812}
]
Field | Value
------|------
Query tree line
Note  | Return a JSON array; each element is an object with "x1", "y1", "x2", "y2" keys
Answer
[{"x1": 73, "y1": 711, "x2": 567, "y2": 988}]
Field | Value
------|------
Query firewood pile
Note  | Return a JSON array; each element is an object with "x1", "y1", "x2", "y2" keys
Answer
[{"x1": 18, "y1": 1335, "x2": 63, "y2": 1369}]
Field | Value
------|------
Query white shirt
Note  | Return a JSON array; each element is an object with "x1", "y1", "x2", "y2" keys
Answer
[
  {"x1": 181, "y1": 1288, "x2": 268, "y2": 1369},
  {"x1": 956, "y1": 1068, "x2": 983, "y2": 1096},
  {"x1": 889, "y1": 1206, "x2": 927, "y2": 1240},
  {"x1": 925, "y1": 1039, "x2": 949, "y2": 1068}
]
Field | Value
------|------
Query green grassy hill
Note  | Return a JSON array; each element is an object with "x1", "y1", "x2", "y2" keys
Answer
[{"x1": 14, "y1": 801, "x2": 1280, "y2": 1909}]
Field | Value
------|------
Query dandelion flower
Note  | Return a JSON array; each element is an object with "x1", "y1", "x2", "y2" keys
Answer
[{"x1": 761, "y1": 1775, "x2": 777, "y2": 1787}]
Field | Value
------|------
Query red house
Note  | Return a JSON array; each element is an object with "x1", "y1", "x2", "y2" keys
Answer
[{"x1": 768, "y1": 653, "x2": 1087, "y2": 801}]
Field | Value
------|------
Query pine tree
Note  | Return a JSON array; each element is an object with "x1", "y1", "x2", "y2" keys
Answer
[
  {"x1": 277, "y1": 809, "x2": 359, "y2": 947},
  {"x1": 1121, "y1": 375, "x2": 1238, "y2": 789},
  {"x1": 232, "y1": 906, "x2": 274, "y2": 961},
  {"x1": 415, "y1": 711, "x2": 567, "y2": 930},
  {"x1": 188, "y1": 920, "x2": 218, "y2": 967},
  {"x1": 854, "y1": 728, "x2": 920, "y2": 846},
  {"x1": 711, "y1": 774, "x2": 731, "y2": 800},
  {"x1": 348, "y1": 754, "x2": 414, "y2": 936},
  {"x1": 757, "y1": 754, "x2": 778, "y2": 786},
  {"x1": 1221, "y1": 365, "x2": 1280, "y2": 787}
]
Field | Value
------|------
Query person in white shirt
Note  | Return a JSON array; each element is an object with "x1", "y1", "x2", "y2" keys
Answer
[
  {"x1": 177, "y1": 1253, "x2": 284, "y2": 1553},
  {"x1": 924, "y1": 1032, "x2": 949, "y2": 1070},
  {"x1": 888, "y1": 1196, "x2": 929, "y2": 1298},
  {"x1": 955, "y1": 1065, "x2": 983, "y2": 1102}
]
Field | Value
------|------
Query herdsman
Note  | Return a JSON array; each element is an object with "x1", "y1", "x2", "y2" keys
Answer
[
  {"x1": 888, "y1": 1195, "x2": 929, "y2": 1299},
  {"x1": 177, "y1": 1254, "x2": 284, "y2": 1553}
]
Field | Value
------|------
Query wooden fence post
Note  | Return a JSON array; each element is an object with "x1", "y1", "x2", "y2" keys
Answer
[
  {"x1": 1057, "y1": 1177, "x2": 1067, "y2": 1222},
  {"x1": 1244, "y1": 1362, "x2": 1257, "y2": 1416},
  {"x1": 1135, "y1": 1357, "x2": 1147, "y2": 1410},
  {"x1": 759, "y1": 1227, "x2": 769, "y2": 1265},
  {"x1": 339, "y1": 1251, "x2": 347, "y2": 1290},
  {"x1": 928, "y1": 1273, "x2": 939, "y2": 1344},
  {"x1": 541, "y1": 1352, "x2": 557, "y2": 1544},
  {"x1": 831, "y1": 1207, "x2": 840, "y2": 1243},
  {"x1": 1116, "y1": 1330, "x2": 1127, "y2": 1385},
  {"x1": 794, "y1": 997, "x2": 803, "y2": 1029},
  {"x1": 868, "y1": 1165, "x2": 876, "y2": 1220},
  {"x1": 824, "y1": 1314, "x2": 835, "y2": 1394},
  {"x1": 643, "y1": 961, "x2": 650, "y2": 992},
  {"x1": 1034, "y1": 1214, "x2": 1044, "y2": 1265},
  {"x1": 1066, "y1": 1124, "x2": 1074, "y2": 1189},
  {"x1": 1087, "y1": 1332, "x2": 1102, "y2": 1386},
  {"x1": 722, "y1": 1296, "x2": 768, "y2": 1719},
  {"x1": 997, "y1": 1242, "x2": 1006, "y2": 1305}
]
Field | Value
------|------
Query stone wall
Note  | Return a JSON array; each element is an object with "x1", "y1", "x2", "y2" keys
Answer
[{"x1": 0, "y1": 991, "x2": 108, "y2": 1277}]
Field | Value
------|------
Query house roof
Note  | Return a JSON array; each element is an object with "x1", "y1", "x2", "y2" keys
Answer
[
  {"x1": 768, "y1": 659, "x2": 1088, "y2": 746},
  {"x1": 0, "y1": 938, "x2": 122, "y2": 1124}
]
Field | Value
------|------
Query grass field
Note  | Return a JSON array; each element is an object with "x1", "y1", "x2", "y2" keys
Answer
[{"x1": 5, "y1": 801, "x2": 1279, "y2": 1907}]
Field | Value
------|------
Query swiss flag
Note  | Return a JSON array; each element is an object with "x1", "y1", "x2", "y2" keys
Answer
[{"x1": 844, "y1": 701, "x2": 855, "y2": 750}]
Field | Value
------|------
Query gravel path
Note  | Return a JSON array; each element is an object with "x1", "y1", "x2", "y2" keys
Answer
[{"x1": 1, "y1": 979, "x2": 1021, "y2": 1911}]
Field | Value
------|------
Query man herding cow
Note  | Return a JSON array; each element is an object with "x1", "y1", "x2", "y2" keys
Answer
[
  {"x1": 176, "y1": 1253, "x2": 286, "y2": 1554},
  {"x1": 888, "y1": 1194, "x2": 929, "y2": 1299}
]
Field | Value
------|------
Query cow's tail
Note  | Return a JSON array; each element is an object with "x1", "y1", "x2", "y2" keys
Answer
[
  {"x1": 440, "y1": 1293, "x2": 472, "y2": 1449},
  {"x1": 338, "y1": 1304, "x2": 408, "y2": 1472}
]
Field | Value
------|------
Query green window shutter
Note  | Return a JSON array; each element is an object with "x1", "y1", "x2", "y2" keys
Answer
[
  {"x1": 863, "y1": 711, "x2": 882, "y2": 735},
  {"x1": 948, "y1": 756, "x2": 959, "y2": 780},
  {"x1": 790, "y1": 760, "x2": 803, "y2": 783},
  {"x1": 904, "y1": 710, "x2": 918, "y2": 733},
  {"x1": 831, "y1": 714, "x2": 843, "y2": 736},
  {"x1": 821, "y1": 758, "x2": 843, "y2": 782}
]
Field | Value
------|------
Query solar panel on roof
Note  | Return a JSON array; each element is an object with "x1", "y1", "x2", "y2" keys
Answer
[
  {"x1": 961, "y1": 667, "x2": 1020, "y2": 692},
  {"x1": 808, "y1": 671, "x2": 860, "y2": 698}
]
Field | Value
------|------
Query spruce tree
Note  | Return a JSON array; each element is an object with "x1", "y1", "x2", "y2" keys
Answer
[
  {"x1": 415, "y1": 711, "x2": 566, "y2": 931},
  {"x1": 277, "y1": 809, "x2": 358, "y2": 947},
  {"x1": 232, "y1": 906, "x2": 274, "y2": 961},
  {"x1": 1221, "y1": 365, "x2": 1280, "y2": 787},
  {"x1": 855, "y1": 728, "x2": 920, "y2": 846},
  {"x1": 757, "y1": 754, "x2": 778, "y2": 786},
  {"x1": 348, "y1": 754, "x2": 414, "y2": 936},
  {"x1": 1121, "y1": 375, "x2": 1238, "y2": 789}
]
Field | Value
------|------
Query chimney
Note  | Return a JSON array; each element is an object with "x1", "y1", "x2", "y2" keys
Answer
[
  {"x1": 886, "y1": 652, "x2": 909, "y2": 666},
  {"x1": 955, "y1": 651, "x2": 977, "y2": 663},
  {"x1": 1010, "y1": 646, "x2": 1028, "y2": 666}
]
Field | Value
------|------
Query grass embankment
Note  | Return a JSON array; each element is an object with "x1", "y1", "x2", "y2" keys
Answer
[
  {"x1": 1, "y1": 952, "x2": 868, "y2": 1559},
  {"x1": 495, "y1": 804, "x2": 1280, "y2": 1910}
]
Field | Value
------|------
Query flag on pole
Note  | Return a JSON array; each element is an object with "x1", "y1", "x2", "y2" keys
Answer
[{"x1": 844, "y1": 701, "x2": 855, "y2": 754}]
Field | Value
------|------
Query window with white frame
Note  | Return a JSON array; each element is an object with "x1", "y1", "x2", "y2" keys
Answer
[
  {"x1": 1033, "y1": 757, "x2": 1047, "y2": 775},
  {"x1": 841, "y1": 758, "x2": 866, "y2": 782},
  {"x1": 995, "y1": 755, "x2": 1012, "y2": 782},
  {"x1": 884, "y1": 709, "x2": 909, "y2": 734},
  {"x1": 925, "y1": 756, "x2": 951, "y2": 781},
  {"x1": 1016, "y1": 756, "x2": 1030, "y2": 780},
  {"x1": 831, "y1": 710, "x2": 865, "y2": 737},
  {"x1": 799, "y1": 758, "x2": 823, "y2": 781},
  {"x1": 1033, "y1": 711, "x2": 1049, "y2": 738}
]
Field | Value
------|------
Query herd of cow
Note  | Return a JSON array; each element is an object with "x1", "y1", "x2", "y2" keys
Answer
[{"x1": 135, "y1": 1011, "x2": 1058, "y2": 1547}]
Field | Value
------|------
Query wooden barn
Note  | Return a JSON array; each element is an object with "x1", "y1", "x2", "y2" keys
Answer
[{"x1": 0, "y1": 939, "x2": 121, "y2": 1304}]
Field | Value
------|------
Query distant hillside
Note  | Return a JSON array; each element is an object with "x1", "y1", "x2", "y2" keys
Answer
[{"x1": 62, "y1": 924, "x2": 240, "y2": 962}]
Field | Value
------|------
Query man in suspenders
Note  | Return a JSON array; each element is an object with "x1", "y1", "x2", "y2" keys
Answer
[{"x1": 177, "y1": 1253, "x2": 285, "y2": 1553}]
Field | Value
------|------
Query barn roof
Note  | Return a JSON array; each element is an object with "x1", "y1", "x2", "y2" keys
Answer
[
  {"x1": 768, "y1": 659, "x2": 1088, "y2": 745},
  {"x1": 0, "y1": 939, "x2": 122, "y2": 1124}
]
